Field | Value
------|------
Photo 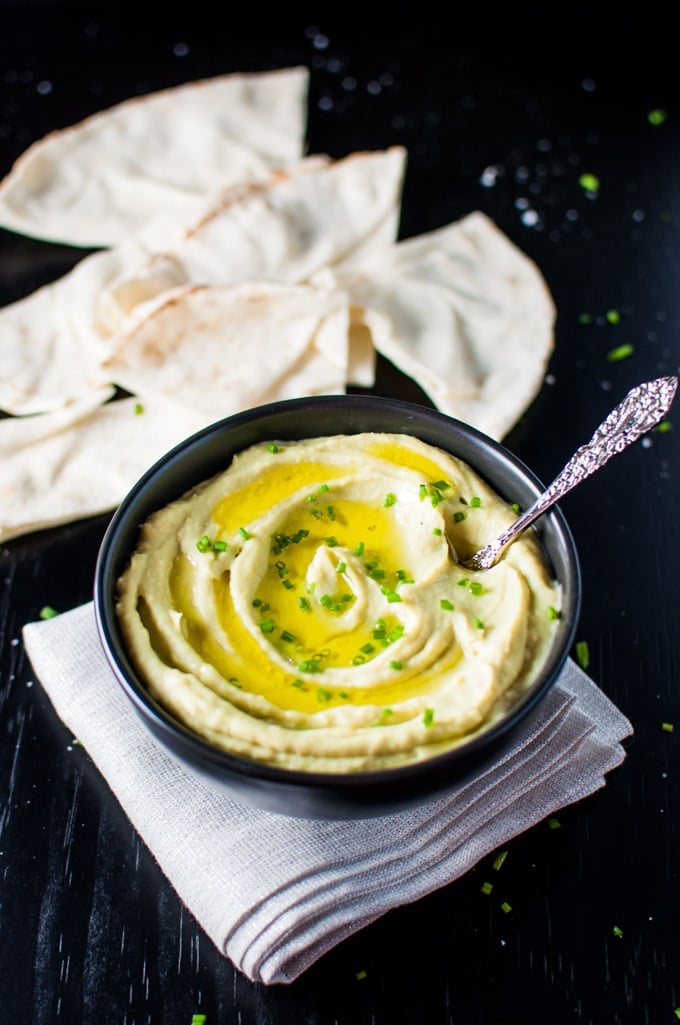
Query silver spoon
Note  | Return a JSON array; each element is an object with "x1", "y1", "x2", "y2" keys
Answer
[{"x1": 463, "y1": 374, "x2": 678, "y2": 571}]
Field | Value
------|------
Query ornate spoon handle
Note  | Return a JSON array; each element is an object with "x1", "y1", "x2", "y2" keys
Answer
[{"x1": 464, "y1": 375, "x2": 678, "y2": 571}]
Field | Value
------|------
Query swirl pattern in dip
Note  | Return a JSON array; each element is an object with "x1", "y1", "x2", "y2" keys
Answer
[{"x1": 116, "y1": 433, "x2": 562, "y2": 772}]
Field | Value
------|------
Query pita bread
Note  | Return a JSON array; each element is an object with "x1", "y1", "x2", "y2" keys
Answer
[
  {"x1": 0, "y1": 67, "x2": 310, "y2": 248},
  {"x1": 0, "y1": 148, "x2": 406, "y2": 415},
  {"x1": 313, "y1": 211, "x2": 555, "y2": 439},
  {"x1": 0, "y1": 391, "x2": 211, "y2": 542},
  {"x1": 102, "y1": 281, "x2": 351, "y2": 421}
]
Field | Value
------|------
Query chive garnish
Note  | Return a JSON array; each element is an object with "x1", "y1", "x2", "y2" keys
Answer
[
  {"x1": 470, "y1": 496, "x2": 481, "y2": 508},
  {"x1": 473, "y1": 616, "x2": 485, "y2": 630},
  {"x1": 390, "y1": 660, "x2": 403, "y2": 671},
  {"x1": 39, "y1": 605, "x2": 59, "y2": 620},
  {"x1": 480, "y1": 881, "x2": 493, "y2": 895},
  {"x1": 423, "y1": 708, "x2": 435, "y2": 728},
  {"x1": 268, "y1": 443, "x2": 279, "y2": 453},
  {"x1": 440, "y1": 599, "x2": 454, "y2": 611},
  {"x1": 297, "y1": 597, "x2": 310, "y2": 611},
  {"x1": 661, "y1": 722, "x2": 674, "y2": 733},
  {"x1": 468, "y1": 581, "x2": 484, "y2": 596},
  {"x1": 453, "y1": 511, "x2": 466, "y2": 523},
  {"x1": 607, "y1": 343, "x2": 634, "y2": 363},
  {"x1": 196, "y1": 535, "x2": 212, "y2": 552},
  {"x1": 575, "y1": 640, "x2": 590, "y2": 669},
  {"x1": 299, "y1": 658, "x2": 322, "y2": 673},
  {"x1": 238, "y1": 527, "x2": 251, "y2": 540},
  {"x1": 492, "y1": 850, "x2": 508, "y2": 871},
  {"x1": 259, "y1": 619, "x2": 276, "y2": 633},
  {"x1": 280, "y1": 630, "x2": 296, "y2": 643},
  {"x1": 547, "y1": 605, "x2": 562, "y2": 620},
  {"x1": 500, "y1": 902, "x2": 512, "y2": 914},
  {"x1": 383, "y1": 492, "x2": 396, "y2": 507},
  {"x1": 354, "y1": 541, "x2": 365, "y2": 556},
  {"x1": 213, "y1": 540, "x2": 228, "y2": 552},
  {"x1": 316, "y1": 688, "x2": 332, "y2": 702}
]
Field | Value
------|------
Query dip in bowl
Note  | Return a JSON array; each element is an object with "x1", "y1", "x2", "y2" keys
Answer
[{"x1": 95, "y1": 395, "x2": 581, "y2": 818}]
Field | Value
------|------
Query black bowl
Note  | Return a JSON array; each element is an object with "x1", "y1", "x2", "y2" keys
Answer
[{"x1": 94, "y1": 395, "x2": 581, "y2": 819}]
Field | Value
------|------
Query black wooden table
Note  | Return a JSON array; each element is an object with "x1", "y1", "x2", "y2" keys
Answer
[{"x1": 2, "y1": 9, "x2": 679, "y2": 1024}]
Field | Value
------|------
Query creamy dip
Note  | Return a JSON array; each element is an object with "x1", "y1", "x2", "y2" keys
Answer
[{"x1": 116, "y1": 433, "x2": 562, "y2": 772}]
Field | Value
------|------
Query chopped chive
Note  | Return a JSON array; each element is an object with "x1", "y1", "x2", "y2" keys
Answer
[
  {"x1": 500, "y1": 901, "x2": 512, "y2": 914},
  {"x1": 511, "y1": 502, "x2": 522, "y2": 514},
  {"x1": 423, "y1": 707, "x2": 435, "y2": 728},
  {"x1": 259, "y1": 619, "x2": 276, "y2": 633},
  {"x1": 457, "y1": 578, "x2": 469, "y2": 588},
  {"x1": 547, "y1": 605, "x2": 562, "y2": 620},
  {"x1": 578, "y1": 312, "x2": 592, "y2": 325},
  {"x1": 326, "y1": 506, "x2": 337, "y2": 521},
  {"x1": 390, "y1": 660, "x2": 403, "y2": 671},
  {"x1": 612, "y1": 925, "x2": 623, "y2": 939},
  {"x1": 316, "y1": 687, "x2": 332, "y2": 702},
  {"x1": 354, "y1": 541, "x2": 365, "y2": 556},
  {"x1": 324, "y1": 536, "x2": 338, "y2": 547},
  {"x1": 548, "y1": 816, "x2": 561, "y2": 830},
  {"x1": 607, "y1": 343, "x2": 634, "y2": 363},
  {"x1": 336, "y1": 561, "x2": 347, "y2": 573},
  {"x1": 472, "y1": 616, "x2": 485, "y2": 630},
  {"x1": 134, "y1": 401, "x2": 144, "y2": 415},
  {"x1": 213, "y1": 540, "x2": 228, "y2": 552},
  {"x1": 360, "y1": 643, "x2": 375, "y2": 655},
  {"x1": 661, "y1": 722, "x2": 674, "y2": 733},
  {"x1": 292, "y1": 678, "x2": 304, "y2": 688},
  {"x1": 433, "y1": 527, "x2": 442, "y2": 536},
  {"x1": 282, "y1": 579, "x2": 295, "y2": 590},
  {"x1": 280, "y1": 630, "x2": 296, "y2": 643},
  {"x1": 355, "y1": 969, "x2": 367, "y2": 981},
  {"x1": 440, "y1": 599, "x2": 454, "y2": 611},
  {"x1": 39, "y1": 605, "x2": 59, "y2": 620},
  {"x1": 268, "y1": 443, "x2": 279, "y2": 453},
  {"x1": 318, "y1": 483, "x2": 329, "y2": 493},
  {"x1": 238, "y1": 526, "x2": 251, "y2": 540},
  {"x1": 605, "y1": 308, "x2": 620, "y2": 325},
  {"x1": 575, "y1": 640, "x2": 590, "y2": 670},
  {"x1": 648, "y1": 108, "x2": 667, "y2": 126},
  {"x1": 191, "y1": 1015, "x2": 208, "y2": 1025},
  {"x1": 383, "y1": 492, "x2": 396, "y2": 507},
  {"x1": 656, "y1": 420, "x2": 672, "y2": 433},
  {"x1": 299, "y1": 658, "x2": 322, "y2": 673},
  {"x1": 419, "y1": 483, "x2": 428, "y2": 501},
  {"x1": 306, "y1": 494, "x2": 317, "y2": 503},
  {"x1": 470, "y1": 496, "x2": 482, "y2": 508},
  {"x1": 196, "y1": 535, "x2": 212, "y2": 552},
  {"x1": 579, "y1": 171, "x2": 600, "y2": 193},
  {"x1": 492, "y1": 850, "x2": 508, "y2": 871},
  {"x1": 453, "y1": 511, "x2": 466, "y2": 523},
  {"x1": 297, "y1": 597, "x2": 310, "y2": 611},
  {"x1": 469, "y1": 581, "x2": 484, "y2": 596},
  {"x1": 480, "y1": 881, "x2": 494, "y2": 895},
  {"x1": 432, "y1": 480, "x2": 451, "y2": 491}
]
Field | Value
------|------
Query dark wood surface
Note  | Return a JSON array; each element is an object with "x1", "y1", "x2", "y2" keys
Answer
[{"x1": 2, "y1": 8, "x2": 679, "y2": 1023}]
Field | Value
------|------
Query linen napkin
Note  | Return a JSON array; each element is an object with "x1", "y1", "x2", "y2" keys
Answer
[{"x1": 23, "y1": 602, "x2": 632, "y2": 985}]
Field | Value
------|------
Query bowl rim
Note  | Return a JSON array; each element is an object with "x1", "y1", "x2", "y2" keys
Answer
[{"x1": 94, "y1": 394, "x2": 582, "y2": 793}]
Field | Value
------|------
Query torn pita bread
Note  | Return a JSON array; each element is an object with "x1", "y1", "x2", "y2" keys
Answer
[
  {"x1": 0, "y1": 391, "x2": 211, "y2": 542},
  {"x1": 0, "y1": 148, "x2": 405, "y2": 416},
  {"x1": 0, "y1": 67, "x2": 310, "y2": 248},
  {"x1": 102, "y1": 282, "x2": 352, "y2": 421},
  {"x1": 312, "y1": 211, "x2": 555, "y2": 440}
]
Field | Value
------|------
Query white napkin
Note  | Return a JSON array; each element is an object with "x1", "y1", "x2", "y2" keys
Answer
[{"x1": 23, "y1": 602, "x2": 632, "y2": 985}]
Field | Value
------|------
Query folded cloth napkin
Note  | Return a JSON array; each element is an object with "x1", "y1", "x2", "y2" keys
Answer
[{"x1": 23, "y1": 602, "x2": 632, "y2": 985}]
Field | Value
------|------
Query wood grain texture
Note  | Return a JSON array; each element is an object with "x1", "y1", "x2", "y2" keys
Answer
[{"x1": 1, "y1": 8, "x2": 679, "y2": 1024}]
